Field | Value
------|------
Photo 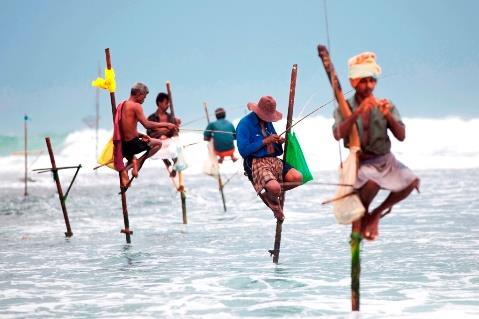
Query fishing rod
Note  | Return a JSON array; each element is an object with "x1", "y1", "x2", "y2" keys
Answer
[
  {"x1": 277, "y1": 90, "x2": 354, "y2": 137},
  {"x1": 181, "y1": 104, "x2": 246, "y2": 127},
  {"x1": 180, "y1": 128, "x2": 236, "y2": 135}
]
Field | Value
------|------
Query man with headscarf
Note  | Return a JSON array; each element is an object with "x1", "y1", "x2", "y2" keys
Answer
[
  {"x1": 203, "y1": 107, "x2": 237, "y2": 163},
  {"x1": 236, "y1": 96, "x2": 303, "y2": 221},
  {"x1": 332, "y1": 52, "x2": 420, "y2": 240}
]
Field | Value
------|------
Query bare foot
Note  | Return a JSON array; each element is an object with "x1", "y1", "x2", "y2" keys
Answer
[
  {"x1": 218, "y1": 157, "x2": 224, "y2": 164},
  {"x1": 132, "y1": 157, "x2": 139, "y2": 178},
  {"x1": 362, "y1": 210, "x2": 381, "y2": 240},
  {"x1": 231, "y1": 156, "x2": 238, "y2": 162},
  {"x1": 262, "y1": 192, "x2": 285, "y2": 221},
  {"x1": 120, "y1": 170, "x2": 130, "y2": 187}
]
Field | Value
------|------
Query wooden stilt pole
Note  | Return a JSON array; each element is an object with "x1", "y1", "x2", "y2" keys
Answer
[
  {"x1": 204, "y1": 102, "x2": 227, "y2": 212},
  {"x1": 104, "y1": 48, "x2": 132, "y2": 243},
  {"x1": 270, "y1": 64, "x2": 298, "y2": 264},
  {"x1": 24, "y1": 114, "x2": 28, "y2": 196},
  {"x1": 317, "y1": 45, "x2": 362, "y2": 312},
  {"x1": 45, "y1": 137, "x2": 73, "y2": 237},
  {"x1": 166, "y1": 81, "x2": 187, "y2": 224}
]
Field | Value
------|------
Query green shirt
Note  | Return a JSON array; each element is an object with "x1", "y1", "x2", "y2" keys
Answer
[
  {"x1": 332, "y1": 96, "x2": 404, "y2": 156},
  {"x1": 204, "y1": 119, "x2": 236, "y2": 152}
]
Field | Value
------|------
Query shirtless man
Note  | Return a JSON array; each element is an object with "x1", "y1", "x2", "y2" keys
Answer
[{"x1": 120, "y1": 83, "x2": 178, "y2": 186}]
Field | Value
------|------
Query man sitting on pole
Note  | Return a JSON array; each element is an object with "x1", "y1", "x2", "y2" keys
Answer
[
  {"x1": 147, "y1": 92, "x2": 182, "y2": 177},
  {"x1": 118, "y1": 83, "x2": 178, "y2": 186},
  {"x1": 236, "y1": 96, "x2": 302, "y2": 221},
  {"x1": 203, "y1": 107, "x2": 238, "y2": 163},
  {"x1": 332, "y1": 52, "x2": 420, "y2": 240}
]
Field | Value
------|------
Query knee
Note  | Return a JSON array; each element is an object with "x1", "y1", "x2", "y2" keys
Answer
[
  {"x1": 286, "y1": 169, "x2": 303, "y2": 184},
  {"x1": 265, "y1": 180, "x2": 281, "y2": 197}
]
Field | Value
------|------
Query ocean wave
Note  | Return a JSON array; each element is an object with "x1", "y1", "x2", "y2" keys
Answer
[{"x1": 0, "y1": 116, "x2": 478, "y2": 183}]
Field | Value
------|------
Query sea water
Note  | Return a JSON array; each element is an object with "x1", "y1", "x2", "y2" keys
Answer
[{"x1": 0, "y1": 118, "x2": 478, "y2": 318}]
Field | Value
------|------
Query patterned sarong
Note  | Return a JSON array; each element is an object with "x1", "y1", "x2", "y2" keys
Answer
[
  {"x1": 252, "y1": 157, "x2": 283, "y2": 194},
  {"x1": 355, "y1": 152, "x2": 418, "y2": 192}
]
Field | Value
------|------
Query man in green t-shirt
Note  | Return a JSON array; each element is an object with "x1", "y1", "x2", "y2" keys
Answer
[
  {"x1": 204, "y1": 108, "x2": 237, "y2": 163},
  {"x1": 333, "y1": 52, "x2": 420, "y2": 240}
]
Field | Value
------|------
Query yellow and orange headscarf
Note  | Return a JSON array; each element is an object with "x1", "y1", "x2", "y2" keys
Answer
[{"x1": 348, "y1": 52, "x2": 382, "y2": 88}]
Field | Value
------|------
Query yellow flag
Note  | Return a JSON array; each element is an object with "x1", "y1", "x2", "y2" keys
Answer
[
  {"x1": 91, "y1": 68, "x2": 116, "y2": 93},
  {"x1": 97, "y1": 137, "x2": 115, "y2": 169}
]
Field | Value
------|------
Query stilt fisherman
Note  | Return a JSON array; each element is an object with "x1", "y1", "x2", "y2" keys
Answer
[
  {"x1": 333, "y1": 52, "x2": 420, "y2": 240},
  {"x1": 236, "y1": 96, "x2": 303, "y2": 220}
]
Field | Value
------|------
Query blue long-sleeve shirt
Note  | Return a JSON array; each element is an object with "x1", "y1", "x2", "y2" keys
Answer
[{"x1": 236, "y1": 112, "x2": 283, "y2": 159}]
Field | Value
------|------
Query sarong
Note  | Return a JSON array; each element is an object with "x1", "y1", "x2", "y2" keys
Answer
[
  {"x1": 355, "y1": 152, "x2": 418, "y2": 192},
  {"x1": 252, "y1": 157, "x2": 283, "y2": 194}
]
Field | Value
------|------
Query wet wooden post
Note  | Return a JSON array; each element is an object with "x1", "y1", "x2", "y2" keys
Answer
[
  {"x1": 45, "y1": 137, "x2": 73, "y2": 237},
  {"x1": 271, "y1": 64, "x2": 297, "y2": 264},
  {"x1": 24, "y1": 114, "x2": 28, "y2": 196},
  {"x1": 105, "y1": 48, "x2": 133, "y2": 243},
  {"x1": 166, "y1": 81, "x2": 187, "y2": 224},
  {"x1": 204, "y1": 102, "x2": 227, "y2": 212},
  {"x1": 317, "y1": 45, "x2": 362, "y2": 312}
]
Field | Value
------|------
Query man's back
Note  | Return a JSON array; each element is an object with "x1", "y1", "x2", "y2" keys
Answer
[
  {"x1": 121, "y1": 100, "x2": 141, "y2": 141},
  {"x1": 206, "y1": 119, "x2": 236, "y2": 152}
]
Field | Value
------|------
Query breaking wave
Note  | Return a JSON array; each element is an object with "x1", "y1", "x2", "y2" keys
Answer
[{"x1": 0, "y1": 116, "x2": 478, "y2": 182}]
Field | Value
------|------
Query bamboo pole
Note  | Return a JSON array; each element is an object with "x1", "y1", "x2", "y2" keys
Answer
[
  {"x1": 204, "y1": 102, "x2": 227, "y2": 212},
  {"x1": 45, "y1": 137, "x2": 73, "y2": 237},
  {"x1": 24, "y1": 114, "x2": 28, "y2": 196},
  {"x1": 270, "y1": 64, "x2": 297, "y2": 264},
  {"x1": 166, "y1": 81, "x2": 187, "y2": 224},
  {"x1": 317, "y1": 45, "x2": 362, "y2": 312},
  {"x1": 105, "y1": 48, "x2": 132, "y2": 243}
]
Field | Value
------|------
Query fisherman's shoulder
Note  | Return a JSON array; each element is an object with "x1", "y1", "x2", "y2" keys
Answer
[
  {"x1": 237, "y1": 112, "x2": 256, "y2": 126},
  {"x1": 147, "y1": 112, "x2": 157, "y2": 121}
]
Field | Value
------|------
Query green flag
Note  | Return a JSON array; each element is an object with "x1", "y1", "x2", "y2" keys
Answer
[{"x1": 285, "y1": 132, "x2": 313, "y2": 183}]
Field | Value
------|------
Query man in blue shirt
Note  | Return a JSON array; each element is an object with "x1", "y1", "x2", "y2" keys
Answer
[
  {"x1": 236, "y1": 96, "x2": 303, "y2": 221},
  {"x1": 203, "y1": 108, "x2": 238, "y2": 163}
]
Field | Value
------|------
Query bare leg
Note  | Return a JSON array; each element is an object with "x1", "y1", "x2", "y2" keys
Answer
[
  {"x1": 259, "y1": 179, "x2": 284, "y2": 221},
  {"x1": 358, "y1": 180, "x2": 381, "y2": 212},
  {"x1": 135, "y1": 138, "x2": 162, "y2": 169},
  {"x1": 131, "y1": 157, "x2": 139, "y2": 177},
  {"x1": 282, "y1": 168, "x2": 303, "y2": 191},
  {"x1": 357, "y1": 180, "x2": 381, "y2": 240},
  {"x1": 363, "y1": 178, "x2": 420, "y2": 240},
  {"x1": 123, "y1": 138, "x2": 163, "y2": 175}
]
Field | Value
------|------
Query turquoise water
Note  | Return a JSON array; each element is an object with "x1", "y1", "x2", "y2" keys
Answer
[
  {"x1": 0, "y1": 168, "x2": 478, "y2": 318},
  {"x1": 0, "y1": 133, "x2": 67, "y2": 157}
]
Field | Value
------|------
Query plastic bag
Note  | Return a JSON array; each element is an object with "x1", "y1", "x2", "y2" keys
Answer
[{"x1": 285, "y1": 132, "x2": 313, "y2": 183}]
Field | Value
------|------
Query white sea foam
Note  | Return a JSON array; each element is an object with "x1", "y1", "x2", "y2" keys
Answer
[{"x1": 0, "y1": 116, "x2": 477, "y2": 183}]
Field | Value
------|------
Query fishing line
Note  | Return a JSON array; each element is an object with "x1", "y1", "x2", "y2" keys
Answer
[{"x1": 181, "y1": 104, "x2": 246, "y2": 127}]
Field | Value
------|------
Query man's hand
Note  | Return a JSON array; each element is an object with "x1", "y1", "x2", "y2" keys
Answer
[
  {"x1": 356, "y1": 96, "x2": 377, "y2": 114},
  {"x1": 263, "y1": 134, "x2": 283, "y2": 145},
  {"x1": 377, "y1": 99, "x2": 392, "y2": 117},
  {"x1": 167, "y1": 123, "x2": 179, "y2": 133},
  {"x1": 140, "y1": 135, "x2": 151, "y2": 143}
]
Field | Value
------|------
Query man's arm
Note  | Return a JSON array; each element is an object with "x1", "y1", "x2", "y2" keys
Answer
[
  {"x1": 204, "y1": 123, "x2": 213, "y2": 141},
  {"x1": 136, "y1": 104, "x2": 177, "y2": 131},
  {"x1": 379, "y1": 100, "x2": 405, "y2": 141},
  {"x1": 332, "y1": 96, "x2": 375, "y2": 140},
  {"x1": 236, "y1": 121, "x2": 264, "y2": 158}
]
